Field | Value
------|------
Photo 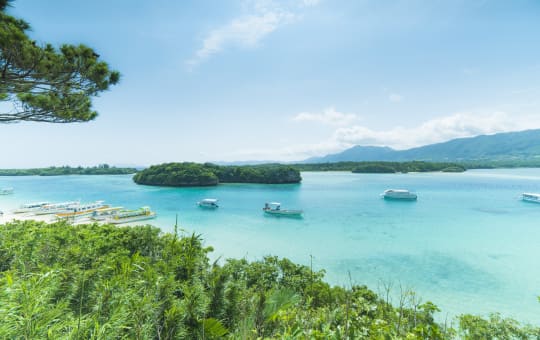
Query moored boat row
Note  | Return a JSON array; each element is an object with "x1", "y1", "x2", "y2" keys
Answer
[
  {"x1": 14, "y1": 202, "x2": 51, "y2": 214},
  {"x1": 56, "y1": 201, "x2": 108, "y2": 219},
  {"x1": 5, "y1": 199, "x2": 157, "y2": 225},
  {"x1": 196, "y1": 197, "x2": 304, "y2": 218}
]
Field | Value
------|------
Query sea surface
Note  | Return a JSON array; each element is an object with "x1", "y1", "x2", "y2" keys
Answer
[{"x1": 1, "y1": 169, "x2": 540, "y2": 323}]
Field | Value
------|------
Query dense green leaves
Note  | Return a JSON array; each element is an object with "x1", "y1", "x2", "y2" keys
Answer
[
  {"x1": 0, "y1": 1, "x2": 119, "y2": 123},
  {"x1": 293, "y1": 161, "x2": 467, "y2": 173},
  {"x1": 0, "y1": 220, "x2": 537, "y2": 339},
  {"x1": 133, "y1": 162, "x2": 302, "y2": 187}
]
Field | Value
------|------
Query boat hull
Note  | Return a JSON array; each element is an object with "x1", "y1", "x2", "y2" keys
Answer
[
  {"x1": 522, "y1": 195, "x2": 540, "y2": 203},
  {"x1": 382, "y1": 189, "x2": 417, "y2": 201},
  {"x1": 198, "y1": 203, "x2": 218, "y2": 209},
  {"x1": 263, "y1": 209, "x2": 303, "y2": 217},
  {"x1": 383, "y1": 195, "x2": 417, "y2": 201},
  {"x1": 109, "y1": 213, "x2": 157, "y2": 224}
]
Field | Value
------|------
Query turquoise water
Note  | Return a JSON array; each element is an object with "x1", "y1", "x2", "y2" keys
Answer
[{"x1": 1, "y1": 169, "x2": 540, "y2": 323}]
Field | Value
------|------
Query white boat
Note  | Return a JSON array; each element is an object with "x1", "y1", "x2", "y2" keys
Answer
[
  {"x1": 56, "y1": 201, "x2": 108, "y2": 219},
  {"x1": 91, "y1": 206, "x2": 124, "y2": 221},
  {"x1": 263, "y1": 202, "x2": 303, "y2": 217},
  {"x1": 34, "y1": 201, "x2": 80, "y2": 215},
  {"x1": 522, "y1": 193, "x2": 540, "y2": 203},
  {"x1": 382, "y1": 189, "x2": 417, "y2": 200},
  {"x1": 197, "y1": 198, "x2": 219, "y2": 209},
  {"x1": 0, "y1": 188, "x2": 14, "y2": 195},
  {"x1": 13, "y1": 202, "x2": 50, "y2": 214},
  {"x1": 107, "y1": 206, "x2": 156, "y2": 224}
]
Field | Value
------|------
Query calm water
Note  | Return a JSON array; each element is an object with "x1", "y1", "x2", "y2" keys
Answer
[{"x1": 1, "y1": 169, "x2": 540, "y2": 323}]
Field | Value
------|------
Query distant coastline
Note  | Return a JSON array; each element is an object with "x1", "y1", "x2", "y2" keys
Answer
[
  {"x1": 291, "y1": 161, "x2": 466, "y2": 173},
  {"x1": 6, "y1": 159, "x2": 540, "y2": 179},
  {"x1": 0, "y1": 165, "x2": 137, "y2": 176}
]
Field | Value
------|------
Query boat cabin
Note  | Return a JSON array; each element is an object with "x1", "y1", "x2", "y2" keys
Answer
[{"x1": 198, "y1": 198, "x2": 219, "y2": 208}]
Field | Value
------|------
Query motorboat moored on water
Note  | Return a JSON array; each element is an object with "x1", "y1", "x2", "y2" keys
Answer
[
  {"x1": 263, "y1": 202, "x2": 303, "y2": 217},
  {"x1": 107, "y1": 206, "x2": 156, "y2": 224},
  {"x1": 13, "y1": 202, "x2": 50, "y2": 214},
  {"x1": 91, "y1": 206, "x2": 124, "y2": 221},
  {"x1": 0, "y1": 188, "x2": 14, "y2": 195},
  {"x1": 56, "y1": 201, "x2": 108, "y2": 219},
  {"x1": 34, "y1": 201, "x2": 80, "y2": 215},
  {"x1": 522, "y1": 193, "x2": 540, "y2": 203},
  {"x1": 382, "y1": 189, "x2": 417, "y2": 200},
  {"x1": 197, "y1": 198, "x2": 219, "y2": 209}
]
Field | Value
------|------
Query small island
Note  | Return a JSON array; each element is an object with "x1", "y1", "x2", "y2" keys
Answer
[
  {"x1": 0, "y1": 164, "x2": 137, "y2": 176},
  {"x1": 132, "y1": 162, "x2": 302, "y2": 187}
]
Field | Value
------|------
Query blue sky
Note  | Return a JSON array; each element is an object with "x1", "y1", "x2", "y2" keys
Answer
[{"x1": 2, "y1": 0, "x2": 540, "y2": 167}]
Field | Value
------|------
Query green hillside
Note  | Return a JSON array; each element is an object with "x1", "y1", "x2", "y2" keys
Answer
[{"x1": 305, "y1": 129, "x2": 540, "y2": 163}]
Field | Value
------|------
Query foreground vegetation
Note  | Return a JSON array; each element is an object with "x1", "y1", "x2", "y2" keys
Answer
[
  {"x1": 0, "y1": 164, "x2": 137, "y2": 176},
  {"x1": 133, "y1": 162, "x2": 301, "y2": 187},
  {"x1": 0, "y1": 220, "x2": 537, "y2": 339},
  {"x1": 293, "y1": 161, "x2": 466, "y2": 173}
]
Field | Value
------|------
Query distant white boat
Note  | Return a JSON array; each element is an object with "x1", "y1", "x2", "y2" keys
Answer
[
  {"x1": 0, "y1": 188, "x2": 13, "y2": 195},
  {"x1": 382, "y1": 189, "x2": 417, "y2": 200},
  {"x1": 13, "y1": 202, "x2": 50, "y2": 214},
  {"x1": 107, "y1": 206, "x2": 156, "y2": 224},
  {"x1": 91, "y1": 206, "x2": 124, "y2": 221},
  {"x1": 522, "y1": 193, "x2": 540, "y2": 203},
  {"x1": 34, "y1": 201, "x2": 80, "y2": 215},
  {"x1": 263, "y1": 202, "x2": 303, "y2": 217},
  {"x1": 197, "y1": 198, "x2": 219, "y2": 209},
  {"x1": 56, "y1": 201, "x2": 107, "y2": 219}
]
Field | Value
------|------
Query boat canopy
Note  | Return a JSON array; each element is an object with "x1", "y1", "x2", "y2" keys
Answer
[{"x1": 201, "y1": 198, "x2": 218, "y2": 203}]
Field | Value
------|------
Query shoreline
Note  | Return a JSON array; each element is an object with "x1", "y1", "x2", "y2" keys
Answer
[{"x1": 0, "y1": 211, "x2": 54, "y2": 224}]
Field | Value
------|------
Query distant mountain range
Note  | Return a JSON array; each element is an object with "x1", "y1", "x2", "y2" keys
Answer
[{"x1": 304, "y1": 129, "x2": 540, "y2": 163}]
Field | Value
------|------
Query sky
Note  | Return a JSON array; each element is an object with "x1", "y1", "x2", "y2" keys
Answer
[{"x1": 2, "y1": 0, "x2": 540, "y2": 167}]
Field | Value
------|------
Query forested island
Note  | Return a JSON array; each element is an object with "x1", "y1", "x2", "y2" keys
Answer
[
  {"x1": 0, "y1": 164, "x2": 137, "y2": 176},
  {"x1": 133, "y1": 162, "x2": 301, "y2": 186},
  {"x1": 0, "y1": 220, "x2": 537, "y2": 339},
  {"x1": 293, "y1": 161, "x2": 467, "y2": 173}
]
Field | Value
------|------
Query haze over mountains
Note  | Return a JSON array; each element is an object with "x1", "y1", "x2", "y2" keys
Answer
[{"x1": 304, "y1": 129, "x2": 540, "y2": 163}]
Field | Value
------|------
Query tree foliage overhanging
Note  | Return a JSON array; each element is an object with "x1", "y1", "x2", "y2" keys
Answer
[
  {"x1": 0, "y1": 0, "x2": 119, "y2": 123},
  {"x1": 133, "y1": 162, "x2": 302, "y2": 187},
  {"x1": 0, "y1": 220, "x2": 538, "y2": 339}
]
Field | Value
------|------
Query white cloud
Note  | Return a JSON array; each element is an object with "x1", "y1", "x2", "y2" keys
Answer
[
  {"x1": 389, "y1": 93, "x2": 403, "y2": 102},
  {"x1": 292, "y1": 107, "x2": 359, "y2": 126},
  {"x1": 334, "y1": 111, "x2": 540, "y2": 150},
  {"x1": 187, "y1": 0, "x2": 316, "y2": 68},
  {"x1": 226, "y1": 139, "x2": 345, "y2": 162},
  {"x1": 301, "y1": 0, "x2": 321, "y2": 6},
  {"x1": 227, "y1": 111, "x2": 540, "y2": 161}
]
